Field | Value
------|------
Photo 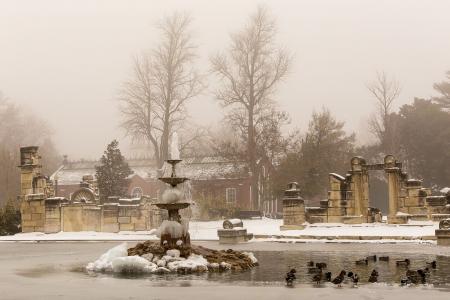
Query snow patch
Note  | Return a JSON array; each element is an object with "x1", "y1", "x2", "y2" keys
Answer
[
  {"x1": 111, "y1": 255, "x2": 157, "y2": 273},
  {"x1": 157, "y1": 220, "x2": 189, "y2": 239},
  {"x1": 86, "y1": 242, "x2": 128, "y2": 272},
  {"x1": 440, "y1": 187, "x2": 450, "y2": 194}
]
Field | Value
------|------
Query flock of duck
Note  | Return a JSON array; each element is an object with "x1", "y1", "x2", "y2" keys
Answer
[{"x1": 285, "y1": 255, "x2": 438, "y2": 287}]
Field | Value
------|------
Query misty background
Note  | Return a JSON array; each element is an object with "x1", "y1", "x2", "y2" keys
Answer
[{"x1": 1, "y1": 0, "x2": 450, "y2": 159}]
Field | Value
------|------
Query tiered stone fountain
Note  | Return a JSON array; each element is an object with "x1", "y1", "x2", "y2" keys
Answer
[
  {"x1": 152, "y1": 134, "x2": 192, "y2": 256},
  {"x1": 125, "y1": 133, "x2": 259, "y2": 272}
]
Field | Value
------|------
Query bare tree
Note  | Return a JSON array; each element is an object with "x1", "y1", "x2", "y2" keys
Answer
[
  {"x1": 366, "y1": 71, "x2": 401, "y2": 155},
  {"x1": 119, "y1": 12, "x2": 203, "y2": 169},
  {"x1": 211, "y1": 6, "x2": 291, "y2": 210},
  {"x1": 0, "y1": 93, "x2": 60, "y2": 206},
  {"x1": 433, "y1": 70, "x2": 450, "y2": 109}
]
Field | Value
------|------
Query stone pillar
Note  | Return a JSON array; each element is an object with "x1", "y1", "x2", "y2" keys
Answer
[
  {"x1": 280, "y1": 182, "x2": 305, "y2": 230},
  {"x1": 352, "y1": 171, "x2": 363, "y2": 217},
  {"x1": 18, "y1": 146, "x2": 46, "y2": 233},
  {"x1": 18, "y1": 146, "x2": 42, "y2": 198},
  {"x1": 349, "y1": 156, "x2": 368, "y2": 223},
  {"x1": 386, "y1": 168, "x2": 399, "y2": 222}
]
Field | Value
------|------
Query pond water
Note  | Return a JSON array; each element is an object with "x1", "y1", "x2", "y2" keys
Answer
[{"x1": 83, "y1": 250, "x2": 450, "y2": 288}]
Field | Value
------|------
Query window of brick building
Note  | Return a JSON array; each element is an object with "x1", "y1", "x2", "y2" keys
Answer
[
  {"x1": 131, "y1": 187, "x2": 143, "y2": 198},
  {"x1": 226, "y1": 188, "x2": 237, "y2": 204}
]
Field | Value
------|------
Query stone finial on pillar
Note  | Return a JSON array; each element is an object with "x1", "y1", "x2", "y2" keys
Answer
[{"x1": 280, "y1": 182, "x2": 306, "y2": 230}]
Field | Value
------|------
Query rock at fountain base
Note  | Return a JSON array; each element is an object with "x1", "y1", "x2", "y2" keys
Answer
[
  {"x1": 127, "y1": 241, "x2": 258, "y2": 272},
  {"x1": 160, "y1": 233, "x2": 191, "y2": 257}
]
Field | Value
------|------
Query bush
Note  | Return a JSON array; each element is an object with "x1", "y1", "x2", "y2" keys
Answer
[{"x1": 0, "y1": 200, "x2": 21, "y2": 235}]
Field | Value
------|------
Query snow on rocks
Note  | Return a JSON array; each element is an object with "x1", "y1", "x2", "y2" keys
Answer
[
  {"x1": 86, "y1": 241, "x2": 254, "y2": 275},
  {"x1": 86, "y1": 242, "x2": 128, "y2": 272},
  {"x1": 242, "y1": 252, "x2": 258, "y2": 264},
  {"x1": 156, "y1": 259, "x2": 166, "y2": 267},
  {"x1": 219, "y1": 262, "x2": 231, "y2": 270},
  {"x1": 141, "y1": 253, "x2": 153, "y2": 262},
  {"x1": 166, "y1": 254, "x2": 208, "y2": 273},
  {"x1": 166, "y1": 249, "x2": 180, "y2": 258},
  {"x1": 111, "y1": 256, "x2": 157, "y2": 273}
]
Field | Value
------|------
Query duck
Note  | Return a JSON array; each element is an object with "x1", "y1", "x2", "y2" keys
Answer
[
  {"x1": 406, "y1": 270, "x2": 420, "y2": 284},
  {"x1": 355, "y1": 258, "x2": 368, "y2": 265},
  {"x1": 347, "y1": 271, "x2": 359, "y2": 285},
  {"x1": 308, "y1": 266, "x2": 322, "y2": 274},
  {"x1": 316, "y1": 262, "x2": 327, "y2": 269},
  {"x1": 368, "y1": 269, "x2": 379, "y2": 283},
  {"x1": 285, "y1": 268, "x2": 296, "y2": 287},
  {"x1": 400, "y1": 277, "x2": 411, "y2": 286},
  {"x1": 366, "y1": 255, "x2": 377, "y2": 262},
  {"x1": 325, "y1": 272, "x2": 332, "y2": 282},
  {"x1": 379, "y1": 256, "x2": 389, "y2": 261},
  {"x1": 426, "y1": 260, "x2": 437, "y2": 269},
  {"x1": 396, "y1": 259, "x2": 410, "y2": 266},
  {"x1": 307, "y1": 261, "x2": 315, "y2": 267},
  {"x1": 417, "y1": 269, "x2": 427, "y2": 284},
  {"x1": 312, "y1": 269, "x2": 323, "y2": 285},
  {"x1": 332, "y1": 270, "x2": 346, "y2": 287}
]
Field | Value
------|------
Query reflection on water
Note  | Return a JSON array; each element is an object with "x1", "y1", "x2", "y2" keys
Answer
[{"x1": 85, "y1": 251, "x2": 450, "y2": 287}]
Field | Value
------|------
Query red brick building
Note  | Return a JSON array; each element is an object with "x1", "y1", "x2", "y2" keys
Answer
[{"x1": 50, "y1": 157, "x2": 253, "y2": 217}]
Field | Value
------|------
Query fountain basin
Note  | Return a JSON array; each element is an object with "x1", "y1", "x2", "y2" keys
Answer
[{"x1": 155, "y1": 203, "x2": 190, "y2": 210}]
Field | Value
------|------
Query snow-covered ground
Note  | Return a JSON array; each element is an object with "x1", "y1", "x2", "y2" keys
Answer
[{"x1": 0, "y1": 218, "x2": 440, "y2": 242}]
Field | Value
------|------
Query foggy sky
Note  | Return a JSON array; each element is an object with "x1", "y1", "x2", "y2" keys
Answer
[{"x1": 1, "y1": 0, "x2": 449, "y2": 160}]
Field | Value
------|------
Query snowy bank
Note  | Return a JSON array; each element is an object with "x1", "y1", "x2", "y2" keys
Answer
[{"x1": 0, "y1": 218, "x2": 440, "y2": 242}]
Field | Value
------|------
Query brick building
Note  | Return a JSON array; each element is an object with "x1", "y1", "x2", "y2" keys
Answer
[{"x1": 50, "y1": 157, "x2": 253, "y2": 217}]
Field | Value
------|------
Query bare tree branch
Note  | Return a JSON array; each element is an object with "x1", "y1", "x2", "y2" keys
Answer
[
  {"x1": 211, "y1": 5, "x2": 292, "y2": 209},
  {"x1": 119, "y1": 12, "x2": 203, "y2": 168}
]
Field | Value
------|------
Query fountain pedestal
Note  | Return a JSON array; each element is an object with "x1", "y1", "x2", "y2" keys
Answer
[{"x1": 436, "y1": 218, "x2": 450, "y2": 246}]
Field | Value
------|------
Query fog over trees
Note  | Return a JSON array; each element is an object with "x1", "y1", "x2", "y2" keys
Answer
[
  {"x1": 0, "y1": 93, "x2": 60, "y2": 206},
  {"x1": 0, "y1": 2, "x2": 450, "y2": 210}
]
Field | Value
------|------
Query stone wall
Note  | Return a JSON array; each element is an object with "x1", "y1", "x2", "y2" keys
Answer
[
  {"x1": 305, "y1": 155, "x2": 450, "y2": 224},
  {"x1": 18, "y1": 146, "x2": 163, "y2": 234},
  {"x1": 20, "y1": 199, "x2": 162, "y2": 234}
]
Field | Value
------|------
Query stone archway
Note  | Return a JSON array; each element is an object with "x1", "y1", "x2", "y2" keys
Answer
[{"x1": 326, "y1": 155, "x2": 431, "y2": 224}]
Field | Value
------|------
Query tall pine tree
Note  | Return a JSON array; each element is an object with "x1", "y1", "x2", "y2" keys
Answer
[{"x1": 95, "y1": 140, "x2": 133, "y2": 201}]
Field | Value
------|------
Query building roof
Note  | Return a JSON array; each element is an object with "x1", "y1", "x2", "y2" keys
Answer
[{"x1": 51, "y1": 157, "x2": 248, "y2": 185}]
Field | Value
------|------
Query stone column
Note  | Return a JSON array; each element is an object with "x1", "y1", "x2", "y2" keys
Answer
[
  {"x1": 352, "y1": 171, "x2": 363, "y2": 217},
  {"x1": 386, "y1": 168, "x2": 406, "y2": 224},
  {"x1": 349, "y1": 156, "x2": 368, "y2": 222},
  {"x1": 280, "y1": 182, "x2": 305, "y2": 230}
]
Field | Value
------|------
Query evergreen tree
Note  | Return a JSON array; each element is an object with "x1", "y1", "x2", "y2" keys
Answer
[
  {"x1": 272, "y1": 109, "x2": 355, "y2": 200},
  {"x1": 433, "y1": 71, "x2": 450, "y2": 109},
  {"x1": 95, "y1": 140, "x2": 133, "y2": 201},
  {"x1": 396, "y1": 99, "x2": 450, "y2": 188}
]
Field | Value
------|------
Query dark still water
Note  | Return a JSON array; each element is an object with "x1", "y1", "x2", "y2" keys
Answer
[{"x1": 89, "y1": 251, "x2": 450, "y2": 287}]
